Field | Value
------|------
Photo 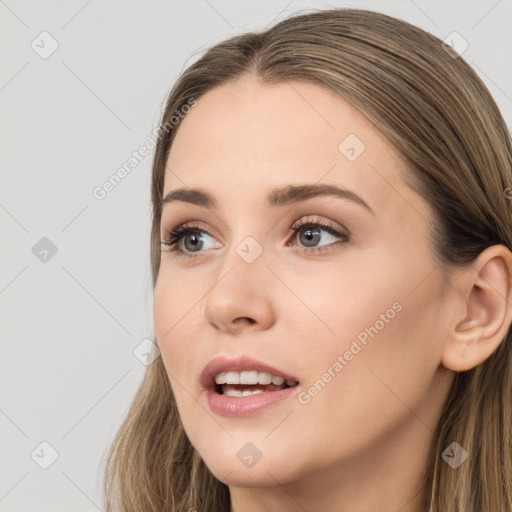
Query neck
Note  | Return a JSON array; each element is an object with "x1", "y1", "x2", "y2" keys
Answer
[{"x1": 229, "y1": 415, "x2": 432, "y2": 512}]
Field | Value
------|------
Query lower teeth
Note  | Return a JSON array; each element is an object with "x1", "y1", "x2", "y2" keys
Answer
[{"x1": 223, "y1": 389, "x2": 265, "y2": 397}]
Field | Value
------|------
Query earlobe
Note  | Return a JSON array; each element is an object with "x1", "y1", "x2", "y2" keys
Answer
[{"x1": 441, "y1": 244, "x2": 512, "y2": 372}]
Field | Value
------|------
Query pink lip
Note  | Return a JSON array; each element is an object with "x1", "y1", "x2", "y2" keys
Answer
[
  {"x1": 204, "y1": 386, "x2": 299, "y2": 417},
  {"x1": 200, "y1": 355, "x2": 300, "y2": 417}
]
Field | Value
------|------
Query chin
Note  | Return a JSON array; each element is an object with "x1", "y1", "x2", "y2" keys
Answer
[
  {"x1": 196, "y1": 444, "x2": 305, "y2": 488},
  {"x1": 209, "y1": 461, "x2": 297, "y2": 488}
]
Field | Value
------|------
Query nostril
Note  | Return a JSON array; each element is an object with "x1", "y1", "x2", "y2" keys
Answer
[{"x1": 234, "y1": 317, "x2": 256, "y2": 325}]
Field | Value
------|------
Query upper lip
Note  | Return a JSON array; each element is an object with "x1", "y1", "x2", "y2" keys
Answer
[{"x1": 200, "y1": 355, "x2": 300, "y2": 390}]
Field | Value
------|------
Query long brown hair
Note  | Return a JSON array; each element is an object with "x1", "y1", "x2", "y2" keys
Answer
[{"x1": 102, "y1": 8, "x2": 512, "y2": 511}]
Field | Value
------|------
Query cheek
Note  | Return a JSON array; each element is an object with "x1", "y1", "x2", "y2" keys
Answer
[
  {"x1": 300, "y1": 272, "x2": 444, "y2": 445},
  {"x1": 291, "y1": 253, "x2": 443, "y2": 421},
  {"x1": 153, "y1": 278, "x2": 208, "y2": 436},
  {"x1": 153, "y1": 278, "x2": 175, "y2": 346},
  {"x1": 153, "y1": 265, "x2": 201, "y2": 333},
  {"x1": 275, "y1": 250, "x2": 399, "y2": 343},
  {"x1": 153, "y1": 276, "x2": 199, "y2": 373}
]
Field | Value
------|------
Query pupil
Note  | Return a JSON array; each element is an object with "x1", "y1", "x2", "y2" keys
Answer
[
  {"x1": 184, "y1": 233, "x2": 203, "y2": 252},
  {"x1": 300, "y1": 228, "x2": 320, "y2": 247}
]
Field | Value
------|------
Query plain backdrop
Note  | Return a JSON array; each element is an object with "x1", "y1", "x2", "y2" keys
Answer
[{"x1": 1, "y1": 0, "x2": 511, "y2": 510}]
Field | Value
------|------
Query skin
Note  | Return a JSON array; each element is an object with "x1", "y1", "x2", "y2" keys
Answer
[{"x1": 153, "y1": 73, "x2": 512, "y2": 512}]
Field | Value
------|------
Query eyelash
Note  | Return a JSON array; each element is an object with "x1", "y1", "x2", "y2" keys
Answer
[{"x1": 160, "y1": 218, "x2": 350, "y2": 259}]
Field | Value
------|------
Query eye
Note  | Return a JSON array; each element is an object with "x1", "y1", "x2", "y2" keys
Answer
[
  {"x1": 160, "y1": 222, "x2": 221, "y2": 259},
  {"x1": 160, "y1": 217, "x2": 350, "y2": 259},
  {"x1": 287, "y1": 217, "x2": 350, "y2": 254}
]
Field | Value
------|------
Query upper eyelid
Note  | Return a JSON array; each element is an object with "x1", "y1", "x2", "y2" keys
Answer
[
  {"x1": 162, "y1": 218, "x2": 349, "y2": 247},
  {"x1": 163, "y1": 221, "x2": 219, "y2": 242},
  {"x1": 291, "y1": 217, "x2": 348, "y2": 234},
  {"x1": 161, "y1": 217, "x2": 347, "y2": 238}
]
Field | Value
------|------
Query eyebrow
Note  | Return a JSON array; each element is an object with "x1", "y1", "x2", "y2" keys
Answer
[{"x1": 161, "y1": 183, "x2": 374, "y2": 215}]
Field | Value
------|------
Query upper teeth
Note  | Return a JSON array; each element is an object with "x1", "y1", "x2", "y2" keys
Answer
[{"x1": 214, "y1": 371, "x2": 296, "y2": 387}]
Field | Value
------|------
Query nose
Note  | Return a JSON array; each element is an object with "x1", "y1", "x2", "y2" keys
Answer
[{"x1": 202, "y1": 249, "x2": 276, "y2": 335}]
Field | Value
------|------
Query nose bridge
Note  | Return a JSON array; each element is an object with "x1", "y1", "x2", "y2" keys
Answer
[{"x1": 217, "y1": 211, "x2": 269, "y2": 278}]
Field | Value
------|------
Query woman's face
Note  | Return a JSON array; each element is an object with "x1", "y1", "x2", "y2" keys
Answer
[{"x1": 153, "y1": 74, "x2": 455, "y2": 490}]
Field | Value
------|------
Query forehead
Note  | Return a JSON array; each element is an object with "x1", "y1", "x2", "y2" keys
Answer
[{"x1": 163, "y1": 75, "x2": 427, "y2": 223}]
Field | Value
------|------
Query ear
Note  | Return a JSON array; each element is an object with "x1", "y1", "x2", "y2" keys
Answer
[{"x1": 441, "y1": 244, "x2": 512, "y2": 372}]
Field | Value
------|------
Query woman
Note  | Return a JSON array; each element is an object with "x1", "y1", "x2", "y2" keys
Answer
[{"x1": 103, "y1": 8, "x2": 512, "y2": 512}]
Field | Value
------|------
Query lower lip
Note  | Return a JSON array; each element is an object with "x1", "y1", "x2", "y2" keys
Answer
[{"x1": 204, "y1": 386, "x2": 300, "y2": 417}]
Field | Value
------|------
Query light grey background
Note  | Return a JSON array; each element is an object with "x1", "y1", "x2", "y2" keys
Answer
[{"x1": 1, "y1": 0, "x2": 511, "y2": 510}]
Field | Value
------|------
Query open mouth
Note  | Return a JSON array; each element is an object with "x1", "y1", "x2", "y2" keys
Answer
[{"x1": 214, "y1": 371, "x2": 299, "y2": 397}]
